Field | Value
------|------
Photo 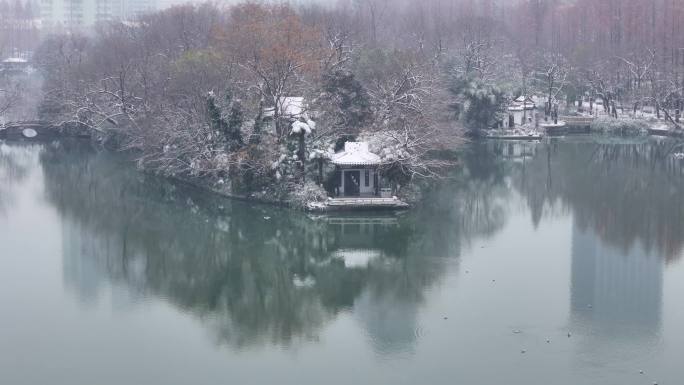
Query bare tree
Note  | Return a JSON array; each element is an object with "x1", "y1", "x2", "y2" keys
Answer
[
  {"x1": 536, "y1": 53, "x2": 568, "y2": 123},
  {"x1": 358, "y1": 52, "x2": 460, "y2": 184},
  {"x1": 217, "y1": 3, "x2": 330, "y2": 141},
  {"x1": 0, "y1": 80, "x2": 20, "y2": 116},
  {"x1": 616, "y1": 50, "x2": 655, "y2": 115},
  {"x1": 585, "y1": 62, "x2": 619, "y2": 118}
]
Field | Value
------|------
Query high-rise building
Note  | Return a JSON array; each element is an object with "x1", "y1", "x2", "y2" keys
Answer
[
  {"x1": 570, "y1": 221, "x2": 663, "y2": 353},
  {"x1": 122, "y1": 0, "x2": 155, "y2": 20},
  {"x1": 39, "y1": 0, "x2": 157, "y2": 29}
]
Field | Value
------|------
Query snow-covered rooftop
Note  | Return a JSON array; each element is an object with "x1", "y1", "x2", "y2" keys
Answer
[
  {"x1": 2, "y1": 57, "x2": 28, "y2": 63},
  {"x1": 507, "y1": 103, "x2": 535, "y2": 111},
  {"x1": 510, "y1": 95, "x2": 536, "y2": 110},
  {"x1": 263, "y1": 97, "x2": 307, "y2": 119},
  {"x1": 509, "y1": 101, "x2": 535, "y2": 111},
  {"x1": 331, "y1": 142, "x2": 382, "y2": 166},
  {"x1": 278, "y1": 97, "x2": 305, "y2": 117}
]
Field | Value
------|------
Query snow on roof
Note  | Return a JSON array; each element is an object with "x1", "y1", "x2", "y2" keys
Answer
[
  {"x1": 512, "y1": 96, "x2": 536, "y2": 108},
  {"x1": 331, "y1": 142, "x2": 382, "y2": 166},
  {"x1": 2, "y1": 57, "x2": 28, "y2": 63},
  {"x1": 515, "y1": 95, "x2": 534, "y2": 103},
  {"x1": 509, "y1": 99, "x2": 535, "y2": 110},
  {"x1": 507, "y1": 103, "x2": 535, "y2": 111}
]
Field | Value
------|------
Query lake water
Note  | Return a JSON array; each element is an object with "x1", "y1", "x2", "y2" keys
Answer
[{"x1": 2, "y1": 137, "x2": 684, "y2": 385}]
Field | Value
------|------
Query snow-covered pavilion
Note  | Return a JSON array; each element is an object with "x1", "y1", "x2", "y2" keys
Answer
[
  {"x1": 504, "y1": 96, "x2": 537, "y2": 128},
  {"x1": 331, "y1": 142, "x2": 382, "y2": 197},
  {"x1": 1, "y1": 57, "x2": 29, "y2": 74}
]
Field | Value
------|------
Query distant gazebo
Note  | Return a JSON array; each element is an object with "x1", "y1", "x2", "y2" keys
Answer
[
  {"x1": 331, "y1": 142, "x2": 382, "y2": 197},
  {"x1": 504, "y1": 96, "x2": 537, "y2": 128},
  {"x1": 1, "y1": 57, "x2": 29, "y2": 74}
]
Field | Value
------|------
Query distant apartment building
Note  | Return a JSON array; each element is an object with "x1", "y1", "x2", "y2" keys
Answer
[
  {"x1": 0, "y1": 0, "x2": 40, "y2": 58},
  {"x1": 123, "y1": 0, "x2": 156, "y2": 20},
  {"x1": 39, "y1": 0, "x2": 157, "y2": 29}
]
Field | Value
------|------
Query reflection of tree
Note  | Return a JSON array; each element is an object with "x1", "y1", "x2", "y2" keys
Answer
[
  {"x1": 39, "y1": 141, "x2": 462, "y2": 351},
  {"x1": 52, "y1": 137, "x2": 684, "y2": 352},
  {"x1": 458, "y1": 137, "x2": 684, "y2": 261},
  {"x1": 0, "y1": 143, "x2": 36, "y2": 214},
  {"x1": 422, "y1": 142, "x2": 516, "y2": 247},
  {"x1": 506, "y1": 138, "x2": 684, "y2": 262}
]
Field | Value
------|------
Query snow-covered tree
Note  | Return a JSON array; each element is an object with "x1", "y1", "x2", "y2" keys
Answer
[
  {"x1": 450, "y1": 74, "x2": 506, "y2": 133},
  {"x1": 534, "y1": 53, "x2": 568, "y2": 123},
  {"x1": 0, "y1": 79, "x2": 20, "y2": 116}
]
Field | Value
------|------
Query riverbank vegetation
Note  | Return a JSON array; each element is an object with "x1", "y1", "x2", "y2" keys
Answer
[
  {"x1": 30, "y1": 0, "x2": 684, "y2": 204},
  {"x1": 0, "y1": 77, "x2": 18, "y2": 116},
  {"x1": 33, "y1": 3, "x2": 462, "y2": 204}
]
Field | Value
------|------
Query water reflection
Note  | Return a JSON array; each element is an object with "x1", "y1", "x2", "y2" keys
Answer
[
  {"x1": 474, "y1": 138, "x2": 675, "y2": 369},
  {"x1": 39, "y1": 141, "x2": 459, "y2": 351},
  {"x1": 482, "y1": 138, "x2": 684, "y2": 261},
  {"x1": 571, "y1": 222, "x2": 662, "y2": 340},
  {"x1": 0, "y1": 143, "x2": 36, "y2": 214},
  {"x1": 29, "y1": 136, "x2": 684, "y2": 358}
]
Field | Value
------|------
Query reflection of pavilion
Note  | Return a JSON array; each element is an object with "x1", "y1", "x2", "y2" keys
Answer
[
  {"x1": 321, "y1": 215, "x2": 422, "y2": 356},
  {"x1": 45, "y1": 142, "x2": 453, "y2": 353},
  {"x1": 323, "y1": 215, "x2": 400, "y2": 268},
  {"x1": 56, "y1": 162, "x2": 441, "y2": 353},
  {"x1": 490, "y1": 140, "x2": 539, "y2": 162},
  {"x1": 570, "y1": 221, "x2": 663, "y2": 343}
]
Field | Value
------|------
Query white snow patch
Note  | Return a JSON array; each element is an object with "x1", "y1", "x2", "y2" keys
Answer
[
  {"x1": 2, "y1": 57, "x2": 27, "y2": 63},
  {"x1": 331, "y1": 142, "x2": 382, "y2": 166},
  {"x1": 292, "y1": 274, "x2": 316, "y2": 288},
  {"x1": 278, "y1": 97, "x2": 305, "y2": 118},
  {"x1": 291, "y1": 120, "x2": 312, "y2": 135},
  {"x1": 332, "y1": 249, "x2": 382, "y2": 269}
]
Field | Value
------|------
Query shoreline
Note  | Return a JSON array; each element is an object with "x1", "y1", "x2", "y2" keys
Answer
[
  {"x1": 6, "y1": 122, "x2": 680, "y2": 213},
  {"x1": 0, "y1": 134, "x2": 412, "y2": 213}
]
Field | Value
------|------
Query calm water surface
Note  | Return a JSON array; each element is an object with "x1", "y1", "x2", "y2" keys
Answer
[{"x1": 2, "y1": 137, "x2": 684, "y2": 385}]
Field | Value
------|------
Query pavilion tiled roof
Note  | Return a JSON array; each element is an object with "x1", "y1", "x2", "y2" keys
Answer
[{"x1": 331, "y1": 142, "x2": 382, "y2": 166}]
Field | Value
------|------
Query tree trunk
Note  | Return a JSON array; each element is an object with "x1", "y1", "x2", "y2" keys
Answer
[
  {"x1": 318, "y1": 159, "x2": 323, "y2": 184},
  {"x1": 250, "y1": 101, "x2": 264, "y2": 145},
  {"x1": 663, "y1": 108, "x2": 682, "y2": 130},
  {"x1": 298, "y1": 133, "x2": 306, "y2": 182},
  {"x1": 553, "y1": 104, "x2": 558, "y2": 124},
  {"x1": 545, "y1": 101, "x2": 550, "y2": 121}
]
